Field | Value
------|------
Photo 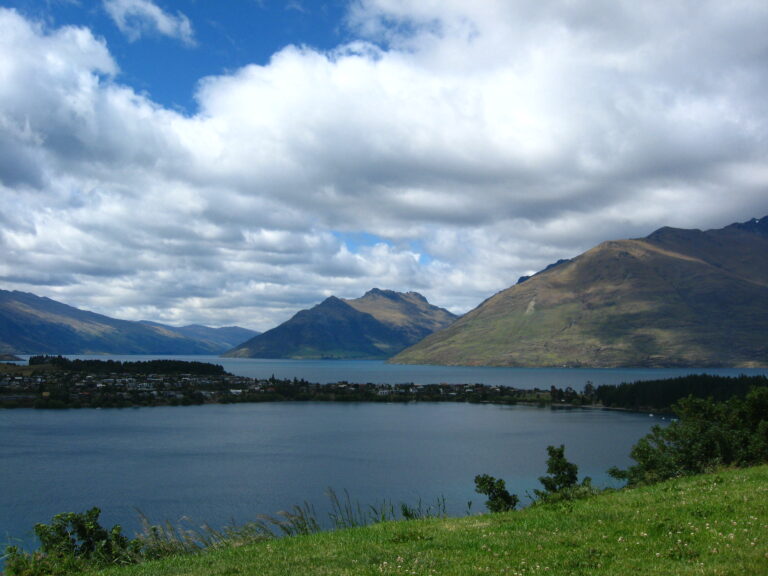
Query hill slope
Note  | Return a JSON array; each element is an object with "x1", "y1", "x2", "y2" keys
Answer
[
  {"x1": 95, "y1": 465, "x2": 768, "y2": 576},
  {"x1": 138, "y1": 322, "x2": 257, "y2": 352},
  {"x1": 224, "y1": 289, "x2": 457, "y2": 359},
  {"x1": 0, "y1": 290, "x2": 257, "y2": 355},
  {"x1": 392, "y1": 216, "x2": 768, "y2": 367}
]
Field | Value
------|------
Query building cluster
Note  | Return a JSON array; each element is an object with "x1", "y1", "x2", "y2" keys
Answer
[{"x1": 0, "y1": 367, "x2": 557, "y2": 409}]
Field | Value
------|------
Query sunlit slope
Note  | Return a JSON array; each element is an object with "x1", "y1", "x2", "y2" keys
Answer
[
  {"x1": 345, "y1": 288, "x2": 457, "y2": 342},
  {"x1": 392, "y1": 217, "x2": 768, "y2": 367}
]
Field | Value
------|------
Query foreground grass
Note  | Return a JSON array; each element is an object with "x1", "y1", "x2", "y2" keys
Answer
[{"x1": 92, "y1": 466, "x2": 767, "y2": 576}]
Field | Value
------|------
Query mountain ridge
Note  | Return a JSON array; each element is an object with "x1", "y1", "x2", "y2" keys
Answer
[
  {"x1": 0, "y1": 290, "x2": 258, "y2": 355},
  {"x1": 224, "y1": 289, "x2": 457, "y2": 359},
  {"x1": 391, "y1": 216, "x2": 768, "y2": 368}
]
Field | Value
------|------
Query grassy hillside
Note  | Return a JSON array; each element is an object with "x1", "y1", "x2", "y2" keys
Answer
[
  {"x1": 91, "y1": 465, "x2": 768, "y2": 576},
  {"x1": 393, "y1": 218, "x2": 768, "y2": 368}
]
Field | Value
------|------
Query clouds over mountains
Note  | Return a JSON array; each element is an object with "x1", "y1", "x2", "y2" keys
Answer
[{"x1": 1, "y1": 1, "x2": 767, "y2": 330}]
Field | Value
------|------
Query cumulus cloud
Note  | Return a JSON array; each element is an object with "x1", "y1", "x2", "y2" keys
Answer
[
  {"x1": 0, "y1": 2, "x2": 767, "y2": 330},
  {"x1": 103, "y1": 0, "x2": 195, "y2": 45}
]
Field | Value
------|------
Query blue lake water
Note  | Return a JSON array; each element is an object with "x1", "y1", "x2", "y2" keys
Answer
[
  {"x1": 3, "y1": 357, "x2": 765, "y2": 559},
  {"x1": 1, "y1": 402, "x2": 661, "y2": 555}
]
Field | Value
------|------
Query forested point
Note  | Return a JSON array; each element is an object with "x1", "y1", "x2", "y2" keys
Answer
[
  {"x1": 593, "y1": 373, "x2": 768, "y2": 411},
  {"x1": 27, "y1": 356, "x2": 226, "y2": 376}
]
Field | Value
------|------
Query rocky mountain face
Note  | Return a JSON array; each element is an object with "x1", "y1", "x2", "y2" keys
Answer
[
  {"x1": 391, "y1": 217, "x2": 768, "y2": 368},
  {"x1": 0, "y1": 290, "x2": 257, "y2": 355},
  {"x1": 224, "y1": 289, "x2": 457, "y2": 359}
]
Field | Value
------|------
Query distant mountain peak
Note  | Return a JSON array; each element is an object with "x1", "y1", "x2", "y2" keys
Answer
[
  {"x1": 724, "y1": 215, "x2": 768, "y2": 236},
  {"x1": 320, "y1": 295, "x2": 348, "y2": 306},
  {"x1": 225, "y1": 288, "x2": 457, "y2": 360},
  {"x1": 363, "y1": 288, "x2": 402, "y2": 299},
  {"x1": 360, "y1": 288, "x2": 429, "y2": 302},
  {"x1": 0, "y1": 290, "x2": 257, "y2": 354},
  {"x1": 646, "y1": 215, "x2": 768, "y2": 242}
]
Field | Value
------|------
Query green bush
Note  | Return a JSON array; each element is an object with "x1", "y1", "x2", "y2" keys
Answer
[
  {"x1": 534, "y1": 444, "x2": 594, "y2": 503},
  {"x1": 611, "y1": 387, "x2": 768, "y2": 486},
  {"x1": 4, "y1": 507, "x2": 140, "y2": 575},
  {"x1": 474, "y1": 444, "x2": 596, "y2": 512}
]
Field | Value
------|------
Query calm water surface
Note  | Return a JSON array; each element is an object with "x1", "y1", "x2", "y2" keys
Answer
[
  {"x1": 5, "y1": 357, "x2": 764, "y2": 556},
  {"x1": 1, "y1": 402, "x2": 661, "y2": 553}
]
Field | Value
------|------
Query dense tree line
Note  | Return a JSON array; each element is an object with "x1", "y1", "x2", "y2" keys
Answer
[
  {"x1": 28, "y1": 356, "x2": 226, "y2": 376},
  {"x1": 595, "y1": 373, "x2": 768, "y2": 412}
]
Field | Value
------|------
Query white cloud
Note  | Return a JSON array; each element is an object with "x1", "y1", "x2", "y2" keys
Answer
[
  {"x1": 103, "y1": 0, "x2": 195, "y2": 45},
  {"x1": 0, "y1": 3, "x2": 767, "y2": 330}
]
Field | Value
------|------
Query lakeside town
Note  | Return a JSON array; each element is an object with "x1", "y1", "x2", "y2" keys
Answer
[
  {"x1": 3, "y1": 356, "x2": 764, "y2": 412},
  {"x1": 0, "y1": 356, "x2": 580, "y2": 409}
]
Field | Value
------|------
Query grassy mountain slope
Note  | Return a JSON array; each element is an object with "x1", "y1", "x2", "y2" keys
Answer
[
  {"x1": 392, "y1": 217, "x2": 768, "y2": 368},
  {"x1": 0, "y1": 290, "x2": 257, "y2": 355},
  {"x1": 224, "y1": 289, "x2": 457, "y2": 359},
  {"x1": 93, "y1": 465, "x2": 768, "y2": 576}
]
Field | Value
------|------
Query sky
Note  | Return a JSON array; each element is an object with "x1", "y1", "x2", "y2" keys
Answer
[{"x1": 0, "y1": 0, "x2": 767, "y2": 332}]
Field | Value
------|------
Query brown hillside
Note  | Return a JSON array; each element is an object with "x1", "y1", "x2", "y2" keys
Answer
[{"x1": 391, "y1": 217, "x2": 768, "y2": 367}]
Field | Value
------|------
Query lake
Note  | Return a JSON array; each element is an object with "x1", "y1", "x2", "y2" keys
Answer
[
  {"x1": 1, "y1": 401, "x2": 661, "y2": 555},
  {"x1": 3, "y1": 357, "x2": 765, "y2": 558}
]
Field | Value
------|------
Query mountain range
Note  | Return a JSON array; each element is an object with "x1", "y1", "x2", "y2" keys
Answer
[
  {"x1": 3, "y1": 216, "x2": 766, "y2": 366},
  {"x1": 0, "y1": 290, "x2": 257, "y2": 355},
  {"x1": 224, "y1": 288, "x2": 457, "y2": 359},
  {"x1": 391, "y1": 216, "x2": 768, "y2": 368}
]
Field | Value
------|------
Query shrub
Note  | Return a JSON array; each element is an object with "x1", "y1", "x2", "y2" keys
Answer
[
  {"x1": 611, "y1": 387, "x2": 768, "y2": 486},
  {"x1": 4, "y1": 507, "x2": 140, "y2": 575},
  {"x1": 534, "y1": 444, "x2": 594, "y2": 503},
  {"x1": 474, "y1": 474, "x2": 519, "y2": 512}
]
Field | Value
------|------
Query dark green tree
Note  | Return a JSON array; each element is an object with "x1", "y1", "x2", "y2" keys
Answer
[
  {"x1": 473, "y1": 474, "x2": 519, "y2": 513},
  {"x1": 534, "y1": 444, "x2": 591, "y2": 502},
  {"x1": 538, "y1": 445, "x2": 577, "y2": 493}
]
